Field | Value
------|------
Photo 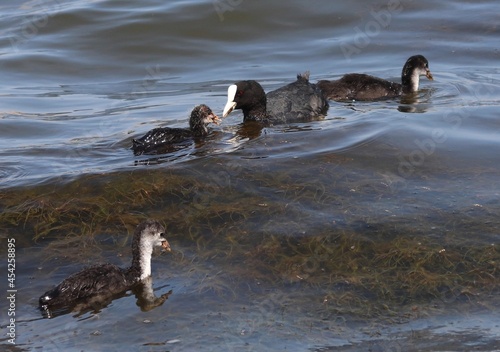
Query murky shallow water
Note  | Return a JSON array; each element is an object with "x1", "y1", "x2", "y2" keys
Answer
[{"x1": 1, "y1": 0, "x2": 500, "y2": 350}]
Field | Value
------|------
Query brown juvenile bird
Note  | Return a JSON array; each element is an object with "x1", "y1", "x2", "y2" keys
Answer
[{"x1": 317, "y1": 55, "x2": 433, "y2": 101}]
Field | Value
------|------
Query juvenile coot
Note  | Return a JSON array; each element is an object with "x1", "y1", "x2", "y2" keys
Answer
[
  {"x1": 39, "y1": 220, "x2": 171, "y2": 312},
  {"x1": 317, "y1": 55, "x2": 433, "y2": 101},
  {"x1": 223, "y1": 72, "x2": 328, "y2": 124},
  {"x1": 132, "y1": 104, "x2": 220, "y2": 155}
]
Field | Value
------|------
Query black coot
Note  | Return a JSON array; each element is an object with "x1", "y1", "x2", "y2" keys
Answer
[
  {"x1": 317, "y1": 55, "x2": 433, "y2": 101},
  {"x1": 132, "y1": 104, "x2": 220, "y2": 155},
  {"x1": 39, "y1": 220, "x2": 171, "y2": 315},
  {"x1": 223, "y1": 72, "x2": 328, "y2": 123}
]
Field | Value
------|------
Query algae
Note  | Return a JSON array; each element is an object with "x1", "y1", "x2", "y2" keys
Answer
[{"x1": 1, "y1": 159, "x2": 499, "y2": 318}]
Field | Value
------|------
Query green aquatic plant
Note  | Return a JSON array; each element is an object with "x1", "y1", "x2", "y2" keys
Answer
[{"x1": 1, "y1": 162, "x2": 499, "y2": 318}]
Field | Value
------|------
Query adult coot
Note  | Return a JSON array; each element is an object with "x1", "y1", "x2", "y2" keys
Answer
[
  {"x1": 317, "y1": 55, "x2": 433, "y2": 101},
  {"x1": 132, "y1": 104, "x2": 220, "y2": 155},
  {"x1": 223, "y1": 72, "x2": 328, "y2": 124},
  {"x1": 39, "y1": 220, "x2": 171, "y2": 313}
]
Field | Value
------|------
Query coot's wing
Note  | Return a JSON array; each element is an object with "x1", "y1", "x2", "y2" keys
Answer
[
  {"x1": 318, "y1": 74, "x2": 402, "y2": 101},
  {"x1": 266, "y1": 73, "x2": 328, "y2": 123},
  {"x1": 40, "y1": 264, "x2": 128, "y2": 305},
  {"x1": 132, "y1": 127, "x2": 192, "y2": 155}
]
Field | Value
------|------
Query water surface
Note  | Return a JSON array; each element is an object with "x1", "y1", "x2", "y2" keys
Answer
[{"x1": 1, "y1": 0, "x2": 500, "y2": 351}]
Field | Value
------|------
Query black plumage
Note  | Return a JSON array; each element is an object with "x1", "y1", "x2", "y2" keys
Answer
[
  {"x1": 317, "y1": 55, "x2": 433, "y2": 101},
  {"x1": 39, "y1": 220, "x2": 170, "y2": 314},
  {"x1": 132, "y1": 104, "x2": 220, "y2": 155},
  {"x1": 223, "y1": 72, "x2": 328, "y2": 124}
]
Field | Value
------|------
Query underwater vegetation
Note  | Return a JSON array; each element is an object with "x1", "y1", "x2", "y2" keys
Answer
[{"x1": 1, "y1": 160, "x2": 499, "y2": 318}]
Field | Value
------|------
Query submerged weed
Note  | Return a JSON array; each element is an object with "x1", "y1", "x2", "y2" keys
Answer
[{"x1": 1, "y1": 163, "x2": 499, "y2": 317}]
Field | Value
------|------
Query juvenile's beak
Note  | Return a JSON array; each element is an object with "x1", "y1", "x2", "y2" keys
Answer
[
  {"x1": 161, "y1": 240, "x2": 171, "y2": 252},
  {"x1": 210, "y1": 113, "x2": 221, "y2": 125},
  {"x1": 426, "y1": 69, "x2": 434, "y2": 80}
]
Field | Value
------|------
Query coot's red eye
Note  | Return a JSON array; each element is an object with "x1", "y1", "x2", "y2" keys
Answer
[{"x1": 237, "y1": 90, "x2": 244, "y2": 97}]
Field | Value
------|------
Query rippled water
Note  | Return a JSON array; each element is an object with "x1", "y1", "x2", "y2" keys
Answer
[{"x1": 1, "y1": 0, "x2": 500, "y2": 351}]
